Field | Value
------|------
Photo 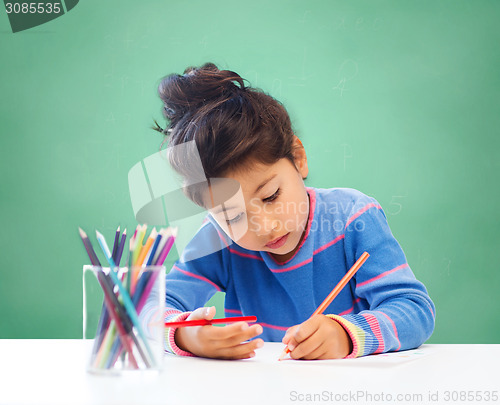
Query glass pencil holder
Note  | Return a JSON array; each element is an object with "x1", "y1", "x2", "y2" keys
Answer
[{"x1": 83, "y1": 265, "x2": 165, "y2": 375}]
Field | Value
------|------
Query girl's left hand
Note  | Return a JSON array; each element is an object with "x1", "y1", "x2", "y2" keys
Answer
[{"x1": 281, "y1": 314, "x2": 352, "y2": 360}]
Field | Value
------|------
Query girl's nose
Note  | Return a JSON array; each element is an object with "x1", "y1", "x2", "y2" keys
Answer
[{"x1": 254, "y1": 215, "x2": 280, "y2": 237}]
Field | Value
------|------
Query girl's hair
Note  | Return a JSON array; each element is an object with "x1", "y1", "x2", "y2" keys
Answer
[{"x1": 154, "y1": 62, "x2": 296, "y2": 205}]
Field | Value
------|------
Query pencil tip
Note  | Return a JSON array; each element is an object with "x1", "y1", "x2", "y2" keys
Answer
[
  {"x1": 78, "y1": 227, "x2": 86, "y2": 237},
  {"x1": 278, "y1": 349, "x2": 288, "y2": 361}
]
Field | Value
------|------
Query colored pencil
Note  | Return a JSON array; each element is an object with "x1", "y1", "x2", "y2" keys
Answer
[
  {"x1": 95, "y1": 230, "x2": 156, "y2": 366},
  {"x1": 115, "y1": 228, "x2": 127, "y2": 266},
  {"x1": 96, "y1": 269, "x2": 139, "y2": 369},
  {"x1": 95, "y1": 268, "x2": 151, "y2": 369},
  {"x1": 151, "y1": 228, "x2": 170, "y2": 265},
  {"x1": 79, "y1": 227, "x2": 109, "y2": 360},
  {"x1": 79, "y1": 227, "x2": 101, "y2": 266},
  {"x1": 135, "y1": 266, "x2": 162, "y2": 313},
  {"x1": 111, "y1": 226, "x2": 120, "y2": 263},
  {"x1": 131, "y1": 232, "x2": 163, "y2": 305},
  {"x1": 155, "y1": 228, "x2": 177, "y2": 266},
  {"x1": 135, "y1": 228, "x2": 157, "y2": 267},
  {"x1": 126, "y1": 231, "x2": 138, "y2": 290},
  {"x1": 81, "y1": 225, "x2": 178, "y2": 370},
  {"x1": 165, "y1": 316, "x2": 257, "y2": 328},
  {"x1": 80, "y1": 227, "x2": 141, "y2": 367},
  {"x1": 131, "y1": 228, "x2": 157, "y2": 295},
  {"x1": 131, "y1": 225, "x2": 146, "y2": 265},
  {"x1": 278, "y1": 251, "x2": 370, "y2": 361},
  {"x1": 130, "y1": 225, "x2": 147, "y2": 292},
  {"x1": 145, "y1": 231, "x2": 162, "y2": 266}
]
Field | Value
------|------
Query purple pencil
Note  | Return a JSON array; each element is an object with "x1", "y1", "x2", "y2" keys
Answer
[
  {"x1": 155, "y1": 228, "x2": 177, "y2": 266},
  {"x1": 79, "y1": 227, "x2": 101, "y2": 266},
  {"x1": 115, "y1": 228, "x2": 127, "y2": 266},
  {"x1": 111, "y1": 226, "x2": 120, "y2": 263}
]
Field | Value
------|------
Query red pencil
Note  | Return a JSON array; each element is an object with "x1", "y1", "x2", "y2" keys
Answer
[{"x1": 165, "y1": 316, "x2": 257, "y2": 328}]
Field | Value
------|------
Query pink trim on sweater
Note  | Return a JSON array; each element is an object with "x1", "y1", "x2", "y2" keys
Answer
[
  {"x1": 269, "y1": 257, "x2": 313, "y2": 273},
  {"x1": 313, "y1": 234, "x2": 345, "y2": 255},
  {"x1": 375, "y1": 310, "x2": 401, "y2": 351},
  {"x1": 326, "y1": 315, "x2": 359, "y2": 359},
  {"x1": 214, "y1": 227, "x2": 231, "y2": 249},
  {"x1": 361, "y1": 313, "x2": 385, "y2": 354},
  {"x1": 225, "y1": 308, "x2": 243, "y2": 315},
  {"x1": 338, "y1": 299, "x2": 361, "y2": 316},
  {"x1": 165, "y1": 312, "x2": 195, "y2": 357},
  {"x1": 338, "y1": 306, "x2": 354, "y2": 316},
  {"x1": 164, "y1": 309, "x2": 183, "y2": 317},
  {"x1": 228, "y1": 248, "x2": 263, "y2": 261},
  {"x1": 173, "y1": 265, "x2": 222, "y2": 292},
  {"x1": 357, "y1": 263, "x2": 408, "y2": 288},
  {"x1": 345, "y1": 202, "x2": 382, "y2": 229},
  {"x1": 424, "y1": 300, "x2": 435, "y2": 319},
  {"x1": 259, "y1": 322, "x2": 290, "y2": 331}
]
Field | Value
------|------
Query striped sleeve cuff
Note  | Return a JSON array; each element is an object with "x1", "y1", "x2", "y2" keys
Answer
[
  {"x1": 164, "y1": 310, "x2": 195, "y2": 357},
  {"x1": 325, "y1": 314, "x2": 365, "y2": 359}
]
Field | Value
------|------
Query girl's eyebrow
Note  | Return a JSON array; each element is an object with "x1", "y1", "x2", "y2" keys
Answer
[{"x1": 254, "y1": 174, "x2": 277, "y2": 194}]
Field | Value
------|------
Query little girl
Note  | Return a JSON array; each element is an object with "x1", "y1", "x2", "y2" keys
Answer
[{"x1": 153, "y1": 63, "x2": 435, "y2": 360}]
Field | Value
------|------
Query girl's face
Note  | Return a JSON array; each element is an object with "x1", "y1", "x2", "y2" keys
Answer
[{"x1": 208, "y1": 141, "x2": 309, "y2": 262}]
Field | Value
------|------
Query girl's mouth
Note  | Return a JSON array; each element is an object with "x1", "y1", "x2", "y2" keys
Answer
[{"x1": 265, "y1": 233, "x2": 290, "y2": 249}]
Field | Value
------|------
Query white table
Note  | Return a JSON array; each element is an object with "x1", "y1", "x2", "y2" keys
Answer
[{"x1": 0, "y1": 340, "x2": 498, "y2": 405}]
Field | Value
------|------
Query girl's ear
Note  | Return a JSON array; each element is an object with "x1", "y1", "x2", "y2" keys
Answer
[{"x1": 292, "y1": 136, "x2": 309, "y2": 179}]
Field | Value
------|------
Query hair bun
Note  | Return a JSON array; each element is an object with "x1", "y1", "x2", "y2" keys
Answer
[{"x1": 158, "y1": 62, "x2": 246, "y2": 127}]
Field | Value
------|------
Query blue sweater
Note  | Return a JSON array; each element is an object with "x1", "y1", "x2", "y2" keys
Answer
[{"x1": 163, "y1": 187, "x2": 435, "y2": 357}]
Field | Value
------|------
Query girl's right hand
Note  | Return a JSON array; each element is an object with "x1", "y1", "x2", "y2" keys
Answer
[{"x1": 174, "y1": 306, "x2": 264, "y2": 359}]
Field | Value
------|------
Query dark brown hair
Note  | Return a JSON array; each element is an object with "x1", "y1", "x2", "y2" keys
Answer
[{"x1": 154, "y1": 63, "x2": 297, "y2": 205}]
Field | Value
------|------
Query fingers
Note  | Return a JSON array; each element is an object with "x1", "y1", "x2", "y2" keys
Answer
[
  {"x1": 207, "y1": 322, "x2": 262, "y2": 342},
  {"x1": 186, "y1": 318, "x2": 263, "y2": 360},
  {"x1": 283, "y1": 315, "x2": 341, "y2": 360},
  {"x1": 282, "y1": 315, "x2": 352, "y2": 360},
  {"x1": 187, "y1": 306, "x2": 216, "y2": 321},
  {"x1": 214, "y1": 337, "x2": 265, "y2": 360},
  {"x1": 204, "y1": 323, "x2": 265, "y2": 360},
  {"x1": 288, "y1": 335, "x2": 324, "y2": 360},
  {"x1": 283, "y1": 316, "x2": 319, "y2": 347},
  {"x1": 282, "y1": 325, "x2": 299, "y2": 345}
]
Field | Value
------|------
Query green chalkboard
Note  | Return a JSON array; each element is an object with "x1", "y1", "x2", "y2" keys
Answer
[{"x1": 1, "y1": 0, "x2": 499, "y2": 344}]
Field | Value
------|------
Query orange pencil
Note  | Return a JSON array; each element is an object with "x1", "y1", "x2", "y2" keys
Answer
[
  {"x1": 135, "y1": 228, "x2": 157, "y2": 267},
  {"x1": 131, "y1": 228, "x2": 157, "y2": 294},
  {"x1": 278, "y1": 251, "x2": 370, "y2": 361}
]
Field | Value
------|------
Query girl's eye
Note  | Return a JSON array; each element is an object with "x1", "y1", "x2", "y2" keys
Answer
[
  {"x1": 263, "y1": 188, "x2": 280, "y2": 203},
  {"x1": 227, "y1": 213, "x2": 244, "y2": 225}
]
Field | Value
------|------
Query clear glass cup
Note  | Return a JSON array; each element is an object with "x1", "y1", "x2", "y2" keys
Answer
[{"x1": 83, "y1": 265, "x2": 165, "y2": 375}]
